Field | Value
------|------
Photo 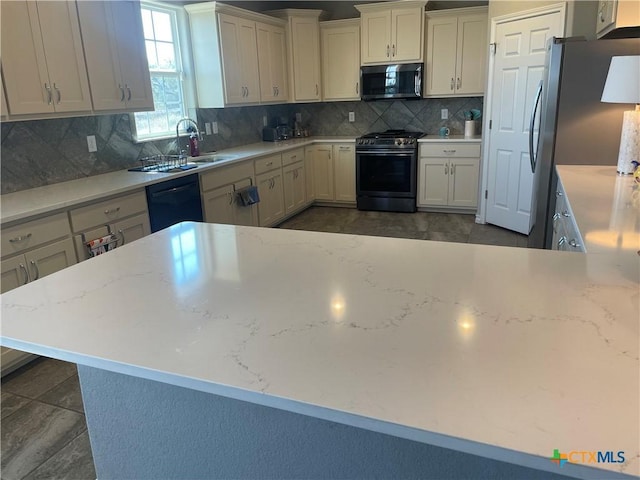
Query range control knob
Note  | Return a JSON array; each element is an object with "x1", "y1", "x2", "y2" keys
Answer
[{"x1": 396, "y1": 139, "x2": 402, "y2": 146}]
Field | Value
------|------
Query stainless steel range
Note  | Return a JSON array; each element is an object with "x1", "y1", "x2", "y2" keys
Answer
[{"x1": 356, "y1": 130, "x2": 424, "y2": 213}]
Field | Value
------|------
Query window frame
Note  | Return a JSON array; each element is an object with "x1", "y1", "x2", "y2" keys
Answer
[{"x1": 131, "y1": 0, "x2": 195, "y2": 143}]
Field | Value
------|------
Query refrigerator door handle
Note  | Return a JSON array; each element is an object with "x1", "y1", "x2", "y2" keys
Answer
[{"x1": 529, "y1": 80, "x2": 543, "y2": 173}]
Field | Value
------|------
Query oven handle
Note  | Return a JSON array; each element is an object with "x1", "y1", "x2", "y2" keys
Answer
[{"x1": 355, "y1": 150, "x2": 416, "y2": 156}]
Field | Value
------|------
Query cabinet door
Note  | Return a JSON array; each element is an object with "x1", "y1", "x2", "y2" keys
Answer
[
  {"x1": 1, "y1": 255, "x2": 29, "y2": 294},
  {"x1": 321, "y1": 24, "x2": 360, "y2": 101},
  {"x1": 238, "y1": 17, "x2": 260, "y2": 103},
  {"x1": 113, "y1": 213, "x2": 151, "y2": 246},
  {"x1": 418, "y1": 157, "x2": 448, "y2": 206},
  {"x1": 283, "y1": 161, "x2": 306, "y2": 215},
  {"x1": 36, "y1": 1, "x2": 92, "y2": 113},
  {"x1": 77, "y1": 1, "x2": 125, "y2": 111},
  {"x1": 290, "y1": 16, "x2": 321, "y2": 101},
  {"x1": 112, "y1": 0, "x2": 153, "y2": 110},
  {"x1": 24, "y1": 238, "x2": 77, "y2": 281},
  {"x1": 256, "y1": 171, "x2": 285, "y2": 226},
  {"x1": 304, "y1": 147, "x2": 316, "y2": 203},
  {"x1": 360, "y1": 10, "x2": 391, "y2": 64},
  {"x1": 333, "y1": 145, "x2": 356, "y2": 202},
  {"x1": 231, "y1": 179, "x2": 258, "y2": 227},
  {"x1": 425, "y1": 15, "x2": 458, "y2": 96},
  {"x1": 202, "y1": 185, "x2": 235, "y2": 224},
  {"x1": 1, "y1": 1, "x2": 53, "y2": 115},
  {"x1": 455, "y1": 13, "x2": 487, "y2": 95},
  {"x1": 257, "y1": 23, "x2": 288, "y2": 103},
  {"x1": 312, "y1": 146, "x2": 335, "y2": 201},
  {"x1": 391, "y1": 7, "x2": 423, "y2": 62},
  {"x1": 218, "y1": 14, "x2": 246, "y2": 105},
  {"x1": 448, "y1": 158, "x2": 479, "y2": 207}
]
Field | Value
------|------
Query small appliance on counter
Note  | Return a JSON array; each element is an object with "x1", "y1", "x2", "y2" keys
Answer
[{"x1": 262, "y1": 124, "x2": 292, "y2": 142}]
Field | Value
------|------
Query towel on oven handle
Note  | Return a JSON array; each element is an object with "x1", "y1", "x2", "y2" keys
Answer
[{"x1": 236, "y1": 185, "x2": 260, "y2": 206}]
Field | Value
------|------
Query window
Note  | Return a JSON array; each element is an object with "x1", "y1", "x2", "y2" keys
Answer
[{"x1": 134, "y1": 2, "x2": 186, "y2": 141}]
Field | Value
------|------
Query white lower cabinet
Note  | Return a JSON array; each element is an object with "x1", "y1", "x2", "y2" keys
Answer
[
  {"x1": 283, "y1": 161, "x2": 306, "y2": 215},
  {"x1": 304, "y1": 146, "x2": 316, "y2": 203},
  {"x1": 418, "y1": 143, "x2": 480, "y2": 209},
  {"x1": 256, "y1": 170, "x2": 285, "y2": 226},
  {"x1": 1, "y1": 214, "x2": 77, "y2": 376},
  {"x1": 200, "y1": 162, "x2": 258, "y2": 226},
  {"x1": 309, "y1": 143, "x2": 356, "y2": 203}
]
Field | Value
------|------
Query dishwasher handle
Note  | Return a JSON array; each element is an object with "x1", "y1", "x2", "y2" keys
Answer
[{"x1": 149, "y1": 183, "x2": 194, "y2": 198}]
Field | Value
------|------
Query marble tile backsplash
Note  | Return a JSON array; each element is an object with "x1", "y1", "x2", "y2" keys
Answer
[{"x1": 1, "y1": 97, "x2": 481, "y2": 194}]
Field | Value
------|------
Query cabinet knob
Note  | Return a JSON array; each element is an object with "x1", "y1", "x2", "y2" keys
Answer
[{"x1": 9, "y1": 233, "x2": 32, "y2": 243}]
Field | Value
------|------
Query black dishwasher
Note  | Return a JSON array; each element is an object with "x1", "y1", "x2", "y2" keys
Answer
[{"x1": 146, "y1": 174, "x2": 203, "y2": 233}]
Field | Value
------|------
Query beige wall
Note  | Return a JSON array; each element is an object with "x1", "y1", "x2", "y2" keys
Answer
[{"x1": 488, "y1": 0, "x2": 598, "y2": 40}]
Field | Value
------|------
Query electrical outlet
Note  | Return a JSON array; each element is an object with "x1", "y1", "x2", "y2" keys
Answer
[
  {"x1": 295, "y1": 112, "x2": 302, "y2": 122},
  {"x1": 212, "y1": 121, "x2": 219, "y2": 134},
  {"x1": 205, "y1": 123, "x2": 212, "y2": 135},
  {"x1": 441, "y1": 109, "x2": 448, "y2": 120},
  {"x1": 348, "y1": 112, "x2": 355, "y2": 122},
  {"x1": 87, "y1": 135, "x2": 97, "y2": 152},
  {"x1": 263, "y1": 116, "x2": 268, "y2": 127}
]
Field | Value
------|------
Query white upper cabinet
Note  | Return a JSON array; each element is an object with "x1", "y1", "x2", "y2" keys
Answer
[
  {"x1": 256, "y1": 22, "x2": 289, "y2": 103},
  {"x1": 1, "y1": 0, "x2": 91, "y2": 116},
  {"x1": 356, "y1": 1, "x2": 426, "y2": 65},
  {"x1": 77, "y1": 0, "x2": 153, "y2": 112},
  {"x1": 596, "y1": 0, "x2": 640, "y2": 38},
  {"x1": 425, "y1": 7, "x2": 488, "y2": 97},
  {"x1": 186, "y1": 2, "x2": 287, "y2": 107},
  {"x1": 321, "y1": 19, "x2": 360, "y2": 101},
  {"x1": 267, "y1": 9, "x2": 324, "y2": 103}
]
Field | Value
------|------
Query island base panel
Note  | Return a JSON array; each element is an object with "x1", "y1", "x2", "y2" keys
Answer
[{"x1": 76, "y1": 366, "x2": 582, "y2": 479}]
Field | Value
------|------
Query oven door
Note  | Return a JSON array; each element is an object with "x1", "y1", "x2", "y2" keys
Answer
[{"x1": 356, "y1": 150, "x2": 417, "y2": 198}]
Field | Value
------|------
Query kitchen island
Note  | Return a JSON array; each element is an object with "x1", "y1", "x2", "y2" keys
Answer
[{"x1": 1, "y1": 222, "x2": 637, "y2": 479}]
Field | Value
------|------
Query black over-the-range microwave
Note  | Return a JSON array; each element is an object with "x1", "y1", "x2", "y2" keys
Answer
[{"x1": 360, "y1": 63, "x2": 423, "y2": 101}]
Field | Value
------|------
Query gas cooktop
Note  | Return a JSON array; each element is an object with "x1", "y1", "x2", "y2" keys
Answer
[
  {"x1": 359, "y1": 130, "x2": 425, "y2": 139},
  {"x1": 356, "y1": 130, "x2": 424, "y2": 147}
]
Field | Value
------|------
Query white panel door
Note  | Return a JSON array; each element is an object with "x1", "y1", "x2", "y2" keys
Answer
[{"x1": 485, "y1": 10, "x2": 563, "y2": 234}]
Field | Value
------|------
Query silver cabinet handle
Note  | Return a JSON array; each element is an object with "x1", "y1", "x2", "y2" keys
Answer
[
  {"x1": 44, "y1": 83, "x2": 52, "y2": 104},
  {"x1": 451, "y1": 164, "x2": 456, "y2": 175},
  {"x1": 290, "y1": 155, "x2": 297, "y2": 160},
  {"x1": 315, "y1": 84, "x2": 319, "y2": 95},
  {"x1": 386, "y1": 45, "x2": 390, "y2": 57},
  {"x1": 53, "y1": 83, "x2": 61, "y2": 103},
  {"x1": 392, "y1": 44, "x2": 396, "y2": 56},
  {"x1": 228, "y1": 192, "x2": 233, "y2": 205},
  {"x1": 9, "y1": 233, "x2": 32, "y2": 243},
  {"x1": 339, "y1": 146, "x2": 350, "y2": 150},
  {"x1": 443, "y1": 149, "x2": 456, "y2": 154},
  {"x1": 266, "y1": 161, "x2": 273, "y2": 166},
  {"x1": 450, "y1": 78, "x2": 454, "y2": 91},
  {"x1": 456, "y1": 78, "x2": 461, "y2": 90},
  {"x1": 19, "y1": 264, "x2": 29, "y2": 285},
  {"x1": 118, "y1": 229, "x2": 125, "y2": 246},
  {"x1": 245, "y1": 86, "x2": 249, "y2": 97},
  {"x1": 558, "y1": 236, "x2": 567, "y2": 247},
  {"x1": 119, "y1": 84, "x2": 125, "y2": 102},
  {"x1": 529, "y1": 80, "x2": 543, "y2": 173},
  {"x1": 356, "y1": 82, "x2": 359, "y2": 94},
  {"x1": 276, "y1": 86, "x2": 279, "y2": 96},
  {"x1": 273, "y1": 87, "x2": 276, "y2": 96},
  {"x1": 569, "y1": 239, "x2": 581, "y2": 248},
  {"x1": 29, "y1": 260, "x2": 40, "y2": 280},
  {"x1": 104, "y1": 207, "x2": 121, "y2": 215},
  {"x1": 444, "y1": 164, "x2": 448, "y2": 175},
  {"x1": 126, "y1": 84, "x2": 132, "y2": 101}
]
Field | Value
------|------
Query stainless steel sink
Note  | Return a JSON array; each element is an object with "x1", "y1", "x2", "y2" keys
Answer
[{"x1": 190, "y1": 153, "x2": 238, "y2": 164}]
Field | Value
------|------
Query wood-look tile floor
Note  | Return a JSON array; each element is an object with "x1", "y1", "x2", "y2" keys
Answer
[{"x1": 0, "y1": 208, "x2": 527, "y2": 479}]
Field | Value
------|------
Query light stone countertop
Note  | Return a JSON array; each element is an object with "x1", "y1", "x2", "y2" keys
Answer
[
  {"x1": 557, "y1": 165, "x2": 640, "y2": 255},
  {"x1": 1, "y1": 222, "x2": 637, "y2": 479},
  {"x1": 0, "y1": 136, "x2": 356, "y2": 226}
]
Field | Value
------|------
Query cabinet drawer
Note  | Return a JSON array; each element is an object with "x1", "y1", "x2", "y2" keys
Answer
[
  {"x1": 200, "y1": 162, "x2": 254, "y2": 192},
  {"x1": 254, "y1": 154, "x2": 282, "y2": 175},
  {"x1": 1, "y1": 212, "x2": 71, "y2": 257},
  {"x1": 420, "y1": 143, "x2": 481, "y2": 158},
  {"x1": 69, "y1": 190, "x2": 147, "y2": 233},
  {"x1": 282, "y1": 148, "x2": 305, "y2": 167}
]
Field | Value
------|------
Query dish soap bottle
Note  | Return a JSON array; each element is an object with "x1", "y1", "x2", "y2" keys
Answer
[{"x1": 188, "y1": 129, "x2": 199, "y2": 157}]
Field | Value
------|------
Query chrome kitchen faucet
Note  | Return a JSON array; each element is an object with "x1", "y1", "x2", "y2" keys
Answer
[{"x1": 175, "y1": 118, "x2": 202, "y2": 155}]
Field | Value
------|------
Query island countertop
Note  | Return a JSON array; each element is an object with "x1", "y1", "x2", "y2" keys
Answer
[{"x1": 1, "y1": 222, "x2": 638, "y2": 478}]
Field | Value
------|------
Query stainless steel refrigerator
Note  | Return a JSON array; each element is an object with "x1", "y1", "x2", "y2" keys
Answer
[{"x1": 528, "y1": 36, "x2": 640, "y2": 249}]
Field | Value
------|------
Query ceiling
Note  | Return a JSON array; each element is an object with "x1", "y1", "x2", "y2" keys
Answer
[{"x1": 183, "y1": 1, "x2": 489, "y2": 20}]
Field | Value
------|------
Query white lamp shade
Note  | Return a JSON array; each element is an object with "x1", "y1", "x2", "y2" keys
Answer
[{"x1": 601, "y1": 55, "x2": 640, "y2": 104}]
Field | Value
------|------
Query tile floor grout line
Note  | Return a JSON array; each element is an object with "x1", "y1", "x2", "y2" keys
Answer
[{"x1": 17, "y1": 427, "x2": 89, "y2": 480}]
